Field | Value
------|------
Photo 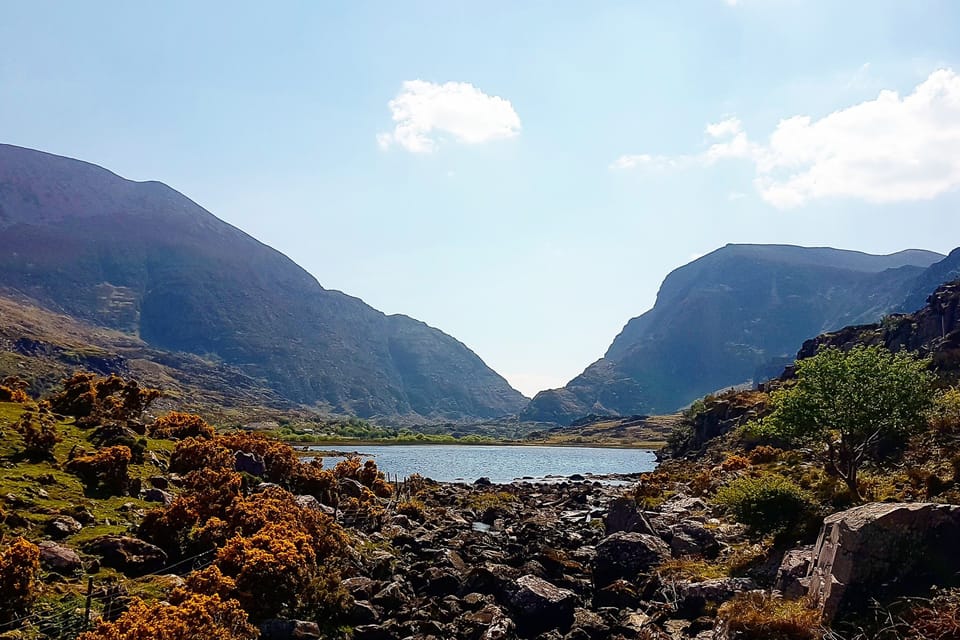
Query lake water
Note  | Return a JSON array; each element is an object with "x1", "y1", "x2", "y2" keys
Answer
[{"x1": 304, "y1": 444, "x2": 657, "y2": 484}]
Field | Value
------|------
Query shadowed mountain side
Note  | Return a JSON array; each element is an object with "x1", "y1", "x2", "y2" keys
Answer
[
  {"x1": 523, "y1": 244, "x2": 947, "y2": 424},
  {"x1": 0, "y1": 144, "x2": 526, "y2": 420}
]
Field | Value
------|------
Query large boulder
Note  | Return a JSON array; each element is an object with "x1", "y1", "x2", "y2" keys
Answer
[
  {"x1": 605, "y1": 497, "x2": 656, "y2": 536},
  {"x1": 806, "y1": 502, "x2": 960, "y2": 620},
  {"x1": 38, "y1": 541, "x2": 83, "y2": 575},
  {"x1": 593, "y1": 532, "x2": 671, "y2": 586},
  {"x1": 505, "y1": 574, "x2": 577, "y2": 635},
  {"x1": 84, "y1": 535, "x2": 167, "y2": 576}
]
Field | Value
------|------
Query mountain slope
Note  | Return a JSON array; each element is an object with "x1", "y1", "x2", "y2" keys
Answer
[
  {"x1": 0, "y1": 143, "x2": 526, "y2": 420},
  {"x1": 523, "y1": 244, "x2": 945, "y2": 423}
]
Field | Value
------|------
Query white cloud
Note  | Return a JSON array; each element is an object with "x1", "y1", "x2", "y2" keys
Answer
[
  {"x1": 611, "y1": 69, "x2": 960, "y2": 209},
  {"x1": 705, "y1": 117, "x2": 742, "y2": 138},
  {"x1": 377, "y1": 80, "x2": 521, "y2": 153}
]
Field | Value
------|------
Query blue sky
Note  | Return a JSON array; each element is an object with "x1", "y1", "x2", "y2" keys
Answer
[{"x1": 3, "y1": 1, "x2": 960, "y2": 396}]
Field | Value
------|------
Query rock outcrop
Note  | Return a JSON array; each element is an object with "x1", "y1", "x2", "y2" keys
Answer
[{"x1": 805, "y1": 502, "x2": 960, "y2": 620}]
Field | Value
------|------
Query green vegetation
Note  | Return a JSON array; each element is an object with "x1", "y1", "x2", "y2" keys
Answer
[
  {"x1": 750, "y1": 345, "x2": 935, "y2": 498},
  {"x1": 714, "y1": 473, "x2": 818, "y2": 536}
]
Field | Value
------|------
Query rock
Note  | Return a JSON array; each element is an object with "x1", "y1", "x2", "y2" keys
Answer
[
  {"x1": 618, "y1": 611, "x2": 652, "y2": 634},
  {"x1": 148, "y1": 475, "x2": 169, "y2": 489},
  {"x1": 594, "y1": 579, "x2": 642, "y2": 609},
  {"x1": 349, "y1": 600, "x2": 381, "y2": 625},
  {"x1": 569, "y1": 608, "x2": 609, "y2": 639},
  {"x1": 339, "y1": 477, "x2": 365, "y2": 498},
  {"x1": 676, "y1": 578, "x2": 756, "y2": 617},
  {"x1": 660, "y1": 495, "x2": 710, "y2": 518},
  {"x1": 46, "y1": 515, "x2": 82, "y2": 539},
  {"x1": 342, "y1": 576, "x2": 379, "y2": 600},
  {"x1": 38, "y1": 541, "x2": 82, "y2": 574},
  {"x1": 258, "y1": 619, "x2": 321, "y2": 639},
  {"x1": 806, "y1": 502, "x2": 960, "y2": 620},
  {"x1": 371, "y1": 581, "x2": 412, "y2": 610},
  {"x1": 463, "y1": 563, "x2": 521, "y2": 596},
  {"x1": 605, "y1": 497, "x2": 656, "y2": 536},
  {"x1": 506, "y1": 574, "x2": 577, "y2": 635},
  {"x1": 295, "y1": 494, "x2": 335, "y2": 515},
  {"x1": 464, "y1": 604, "x2": 515, "y2": 640},
  {"x1": 234, "y1": 450, "x2": 266, "y2": 477},
  {"x1": 425, "y1": 566, "x2": 461, "y2": 596},
  {"x1": 475, "y1": 477, "x2": 493, "y2": 486},
  {"x1": 84, "y1": 536, "x2": 167, "y2": 576},
  {"x1": 143, "y1": 488, "x2": 173, "y2": 505},
  {"x1": 669, "y1": 520, "x2": 720, "y2": 559},
  {"x1": 593, "y1": 532, "x2": 671, "y2": 586},
  {"x1": 774, "y1": 545, "x2": 814, "y2": 599}
]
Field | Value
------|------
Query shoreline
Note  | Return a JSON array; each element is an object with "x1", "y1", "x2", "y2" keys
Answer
[{"x1": 290, "y1": 439, "x2": 666, "y2": 451}]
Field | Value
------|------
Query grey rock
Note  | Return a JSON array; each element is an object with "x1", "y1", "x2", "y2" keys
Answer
[
  {"x1": 506, "y1": 574, "x2": 577, "y2": 635},
  {"x1": 83, "y1": 535, "x2": 167, "y2": 576},
  {"x1": 38, "y1": 541, "x2": 82, "y2": 574},
  {"x1": 46, "y1": 515, "x2": 82, "y2": 539},
  {"x1": 605, "y1": 497, "x2": 656, "y2": 536},
  {"x1": 593, "y1": 532, "x2": 671, "y2": 586},
  {"x1": 143, "y1": 488, "x2": 174, "y2": 505},
  {"x1": 806, "y1": 502, "x2": 960, "y2": 620},
  {"x1": 234, "y1": 450, "x2": 266, "y2": 477},
  {"x1": 775, "y1": 545, "x2": 814, "y2": 599},
  {"x1": 258, "y1": 619, "x2": 321, "y2": 639}
]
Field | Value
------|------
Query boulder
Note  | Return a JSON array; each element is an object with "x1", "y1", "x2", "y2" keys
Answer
[
  {"x1": 774, "y1": 545, "x2": 814, "y2": 599},
  {"x1": 593, "y1": 532, "x2": 671, "y2": 586},
  {"x1": 675, "y1": 578, "x2": 756, "y2": 617},
  {"x1": 38, "y1": 541, "x2": 82, "y2": 574},
  {"x1": 84, "y1": 535, "x2": 167, "y2": 576},
  {"x1": 234, "y1": 450, "x2": 266, "y2": 477},
  {"x1": 258, "y1": 619, "x2": 321, "y2": 639},
  {"x1": 506, "y1": 574, "x2": 577, "y2": 635},
  {"x1": 604, "y1": 497, "x2": 656, "y2": 536},
  {"x1": 143, "y1": 488, "x2": 174, "y2": 505},
  {"x1": 669, "y1": 520, "x2": 720, "y2": 559},
  {"x1": 46, "y1": 515, "x2": 82, "y2": 539},
  {"x1": 295, "y1": 494, "x2": 335, "y2": 516},
  {"x1": 806, "y1": 502, "x2": 960, "y2": 620},
  {"x1": 339, "y1": 477, "x2": 365, "y2": 498}
]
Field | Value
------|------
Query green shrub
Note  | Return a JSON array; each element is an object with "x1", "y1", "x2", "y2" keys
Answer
[{"x1": 714, "y1": 474, "x2": 816, "y2": 535}]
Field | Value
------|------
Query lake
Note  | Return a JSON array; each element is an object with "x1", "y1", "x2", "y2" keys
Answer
[{"x1": 304, "y1": 444, "x2": 657, "y2": 484}]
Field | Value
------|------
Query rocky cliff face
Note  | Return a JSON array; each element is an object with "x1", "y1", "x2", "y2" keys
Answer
[
  {"x1": 523, "y1": 244, "x2": 947, "y2": 424},
  {"x1": 0, "y1": 144, "x2": 526, "y2": 420},
  {"x1": 793, "y1": 279, "x2": 960, "y2": 383}
]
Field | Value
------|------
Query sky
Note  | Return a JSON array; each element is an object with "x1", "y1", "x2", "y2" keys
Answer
[{"x1": 3, "y1": 1, "x2": 960, "y2": 397}]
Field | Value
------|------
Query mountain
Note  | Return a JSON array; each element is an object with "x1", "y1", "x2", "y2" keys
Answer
[
  {"x1": 0, "y1": 144, "x2": 526, "y2": 420},
  {"x1": 900, "y1": 247, "x2": 960, "y2": 314},
  {"x1": 522, "y1": 244, "x2": 946, "y2": 424}
]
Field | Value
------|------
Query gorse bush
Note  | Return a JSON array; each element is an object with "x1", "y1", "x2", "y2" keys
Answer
[
  {"x1": 714, "y1": 473, "x2": 816, "y2": 535},
  {"x1": 78, "y1": 593, "x2": 257, "y2": 640},
  {"x1": 15, "y1": 406, "x2": 61, "y2": 460},
  {"x1": 0, "y1": 376, "x2": 29, "y2": 403},
  {"x1": 66, "y1": 445, "x2": 132, "y2": 495},
  {"x1": 0, "y1": 537, "x2": 41, "y2": 623},
  {"x1": 49, "y1": 372, "x2": 160, "y2": 428},
  {"x1": 150, "y1": 412, "x2": 215, "y2": 440}
]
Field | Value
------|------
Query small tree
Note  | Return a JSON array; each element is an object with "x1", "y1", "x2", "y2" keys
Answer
[{"x1": 754, "y1": 345, "x2": 934, "y2": 498}]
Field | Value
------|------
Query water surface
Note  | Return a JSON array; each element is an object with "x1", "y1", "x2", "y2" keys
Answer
[{"x1": 305, "y1": 444, "x2": 657, "y2": 484}]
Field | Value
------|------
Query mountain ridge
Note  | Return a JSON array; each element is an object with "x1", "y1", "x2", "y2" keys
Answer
[
  {"x1": 0, "y1": 143, "x2": 526, "y2": 420},
  {"x1": 523, "y1": 243, "x2": 951, "y2": 424}
]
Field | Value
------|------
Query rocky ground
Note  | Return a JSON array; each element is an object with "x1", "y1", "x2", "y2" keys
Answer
[{"x1": 338, "y1": 477, "x2": 725, "y2": 640}]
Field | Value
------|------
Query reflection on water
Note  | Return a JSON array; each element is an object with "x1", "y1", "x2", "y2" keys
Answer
[{"x1": 304, "y1": 444, "x2": 657, "y2": 484}]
